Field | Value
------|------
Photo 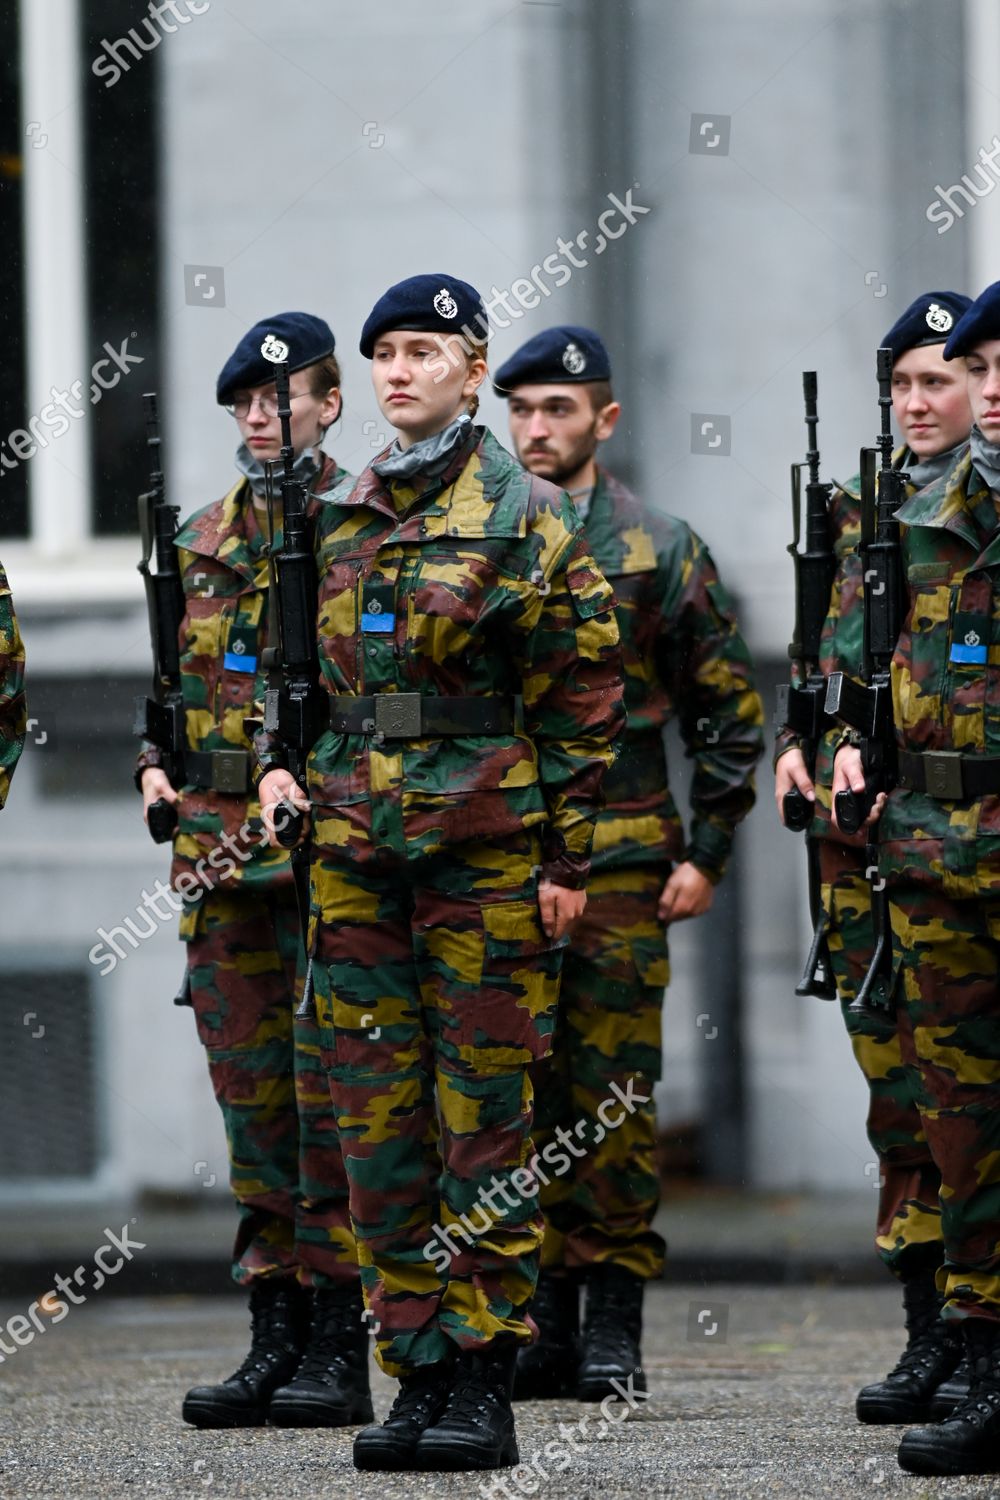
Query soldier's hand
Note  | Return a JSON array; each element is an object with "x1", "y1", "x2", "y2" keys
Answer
[
  {"x1": 658, "y1": 861, "x2": 715, "y2": 924},
  {"x1": 774, "y1": 747, "x2": 814, "y2": 823},
  {"x1": 258, "y1": 769, "x2": 310, "y2": 847},
  {"x1": 832, "y1": 746, "x2": 886, "y2": 830},
  {"x1": 538, "y1": 879, "x2": 586, "y2": 941},
  {"x1": 141, "y1": 766, "x2": 177, "y2": 823}
]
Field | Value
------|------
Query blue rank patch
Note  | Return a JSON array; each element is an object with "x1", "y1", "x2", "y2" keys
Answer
[
  {"x1": 950, "y1": 640, "x2": 987, "y2": 665},
  {"x1": 224, "y1": 650, "x2": 258, "y2": 673},
  {"x1": 362, "y1": 612, "x2": 395, "y2": 633}
]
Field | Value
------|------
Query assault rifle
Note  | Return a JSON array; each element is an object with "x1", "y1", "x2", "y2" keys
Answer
[
  {"x1": 775, "y1": 372, "x2": 837, "y2": 999},
  {"x1": 825, "y1": 347, "x2": 907, "y2": 1011},
  {"x1": 134, "y1": 392, "x2": 185, "y2": 844},
  {"x1": 259, "y1": 346, "x2": 327, "y2": 1016}
]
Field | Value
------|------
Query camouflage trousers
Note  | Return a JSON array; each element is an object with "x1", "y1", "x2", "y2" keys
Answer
[
  {"x1": 531, "y1": 866, "x2": 668, "y2": 1282},
  {"x1": 184, "y1": 882, "x2": 356, "y2": 1287},
  {"x1": 820, "y1": 842, "x2": 942, "y2": 1277},
  {"x1": 310, "y1": 830, "x2": 562, "y2": 1377},
  {"x1": 889, "y1": 884, "x2": 1000, "y2": 1320}
]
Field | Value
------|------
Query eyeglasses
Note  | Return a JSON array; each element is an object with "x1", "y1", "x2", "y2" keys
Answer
[{"x1": 225, "y1": 390, "x2": 315, "y2": 419}]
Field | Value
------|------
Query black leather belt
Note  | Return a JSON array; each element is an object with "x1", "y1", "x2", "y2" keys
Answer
[
  {"x1": 186, "y1": 749, "x2": 250, "y2": 794},
  {"x1": 897, "y1": 749, "x2": 1000, "y2": 799},
  {"x1": 329, "y1": 693, "x2": 516, "y2": 738}
]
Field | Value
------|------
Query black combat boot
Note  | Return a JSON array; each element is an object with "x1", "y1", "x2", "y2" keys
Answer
[
  {"x1": 513, "y1": 1272, "x2": 579, "y2": 1400},
  {"x1": 182, "y1": 1279, "x2": 310, "y2": 1428},
  {"x1": 269, "y1": 1282, "x2": 374, "y2": 1427},
  {"x1": 856, "y1": 1271, "x2": 961, "y2": 1424},
  {"x1": 898, "y1": 1318, "x2": 1000, "y2": 1475},
  {"x1": 929, "y1": 1352, "x2": 973, "y2": 1420},
  {"x1": 353, "y1": 1359, "x2": 453, "y2": 1471},
  {"x1": 416, "y1": 1342, "x2": 519, "y2": 1471},
  {"x1": 576, "y1": 1263, "x2": 646, "y2": 1402}
]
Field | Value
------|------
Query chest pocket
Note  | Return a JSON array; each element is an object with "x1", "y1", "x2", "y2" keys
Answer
[
  {"x1": 403, "y1": 498, "x2": 536, "y2": 647},
  {"x1": 415, "y1": 498, "x2": 533, "y2": 575},
  {"x1": 599, "y1": 541, "x2": 658, "y2": 675},
  {"x1": 183, "y1": 568, "x2": 237, "y2": 662},
  {"x1": 896, "y1": 558, "x2": 985, "y2": 740}
]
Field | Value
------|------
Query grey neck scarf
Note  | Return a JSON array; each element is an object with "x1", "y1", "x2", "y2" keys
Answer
[
  {"x1": 235, "y1": 441, "x2": 320, "y2": 499},
  {"x1": 372, "y1": 413, "x2": 473, "y2": 483},
  {"x1": 969, "y1": 425, "x2": 1000, "y2": 495},
  {"x1": 905, "y1": 438, "x2": 968, "y2": 492}
]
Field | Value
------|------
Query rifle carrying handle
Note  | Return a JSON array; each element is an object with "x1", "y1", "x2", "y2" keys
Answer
[
  {"x1": 782, "y1": 785, "x2": 813, "y2": 833},
  {"x1": 148, "y1": 797, "x2": 178, "y2": 845},
  {"x1": 834, "y1": 786, "x2": 869, "y2": 836},
  {"x1": 275, "y1": 797, "x2": 306, "y2": 849}
]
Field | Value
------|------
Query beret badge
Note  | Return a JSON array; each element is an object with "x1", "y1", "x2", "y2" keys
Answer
[
  {"x1": 925, "y1": 303, "x2": 954, "y2": 334},
  {"x1": 260, "y1": 333, "x2": 290, "y2": 364},
  {"x1": 433, "y1": 288, "x2": 459, "y2": 319},
  {"x1": 562, "y1": 342, "x2": 587, "y2": 375}
]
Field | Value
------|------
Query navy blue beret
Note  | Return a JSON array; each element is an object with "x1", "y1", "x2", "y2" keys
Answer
[
  {"x1": 943, "y1": 280, "x2": 1000, "y2": 359},
  {"x1": 216, "y1": 312, "x2": 336, "y2": 404},
  {"x1": 493, "y1": 326, "x2": 611, "y2": 395},
  {"x1": 359, "y1": 274, "x2": 487, "y2": 358},
  {"x1": 881, "y1": 291, "x2": 971, "y2": 365}
]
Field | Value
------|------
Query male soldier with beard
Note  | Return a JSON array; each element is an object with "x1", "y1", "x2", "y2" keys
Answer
[
  {"x1": 775, "y1": 292, "x2": 973, "y2": 1428},
  {"x1": 0, "y1": 562, "x2": 25, "y2": 808},
  {"x1": 496, "y1": 325, "x2": 764, "y2": 1401}
]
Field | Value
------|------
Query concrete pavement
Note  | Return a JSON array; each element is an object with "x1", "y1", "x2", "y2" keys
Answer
[{"x1": 1, "y1": 1282, "x2": 995, "y2": 1500}]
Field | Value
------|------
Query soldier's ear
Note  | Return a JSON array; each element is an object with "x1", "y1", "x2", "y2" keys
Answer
[
  {"x1": 461, "y1": 357, "x2": 489, "y2": 401},
  {"x1": 594, "y1": 401, "x2": 621, "y2": 443},
  {"x1": 319, "y1": 388, "x2": 342, "y2": 431}
]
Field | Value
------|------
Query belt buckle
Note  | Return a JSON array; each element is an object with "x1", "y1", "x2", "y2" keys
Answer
[
  {"x1": 924, "y1": 750, "x2": 964, "y2": 800},
  {"x1": 212, "y1": 749, "x2": 248, "y2": 794},
  {"x1": 374, "y1": 693, "x2": 422, "y2": 739}
]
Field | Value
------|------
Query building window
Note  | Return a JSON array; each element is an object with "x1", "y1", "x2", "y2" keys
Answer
[
  {"x1": 0, "y1": 3, "x2": 29, "y2": 541},
  {"x1": 81, "y1": 0, "x2": 162, "y2": 537}
]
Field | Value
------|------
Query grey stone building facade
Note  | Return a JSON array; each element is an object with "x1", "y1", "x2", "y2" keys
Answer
[{"x1": 1, "y1": 0, "x2": 992, "y2": 1207}]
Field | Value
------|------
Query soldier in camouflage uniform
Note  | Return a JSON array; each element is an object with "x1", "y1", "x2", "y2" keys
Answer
[
  {"x1": 0, "y1": 564, "x2": 25, "y2": 810},
  {"x1": 497, "y1": 326, "x2": 763, "y2": 1401},
  {"x1": 137, "y1": 313, "x2": 369, "y2": 1431},
  {"x1": 257, "y1": 276, "x2": 624, "y2": 1473},
  {"x1": 832, "y1": 280, "x2": 1000, "y2": 1475},
  {"x1": 776, "y1": 293, "x2": 973, "y2": 1426}
]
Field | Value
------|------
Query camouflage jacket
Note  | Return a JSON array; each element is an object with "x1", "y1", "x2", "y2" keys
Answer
[
  {"x1": 828, "y1": 449, "x2": 1000, "y2": 894},
  {"x1": 0, "y1": 563, "x2": 26, "y2": 810},
  {"x1": 138, "y1": 453, "x2": 347, "y2": 898},
  {"x1": 255, "y1": 426, "x2": 625, "y2": 888},
  {"x1": 875, "y1": 449, "x2": 1000, "y2": 896},
  {"x1": 581, "y1": 468, "x2": 762, "y2": 879}
]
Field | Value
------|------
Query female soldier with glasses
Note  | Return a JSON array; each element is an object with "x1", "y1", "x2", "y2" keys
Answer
[{"x1": 137, "y1": 312, "x2": 367, "y2": 1432}]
